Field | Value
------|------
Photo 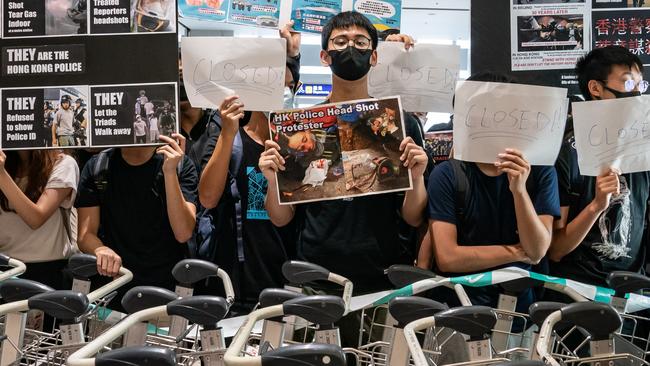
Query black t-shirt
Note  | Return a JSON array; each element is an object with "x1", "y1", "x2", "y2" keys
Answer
[
  {"x1": 198, "y1": 126, "x2": 294, "y2": 309},
  {"x1": 551, "y1": 135, "x2": 650, "y2": 287},
  {"x1": 75, "y1": 150, "x2": 198, "y2": 288},
  {"x1": 295, "y1": 113, "x2": 424, "y2": 294}
]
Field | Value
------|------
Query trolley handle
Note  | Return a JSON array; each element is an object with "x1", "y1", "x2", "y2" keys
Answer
[
  {"x1": 607, "y1": 271, "x2": 650, "y2": 297},
  {"x1": 87, "y1": 266, "x2": 133, "y2": 304},
  {"x1": 403, "y1": 316, "x2": 437, "y2": 366},
  {"x1": 68, "y1": 305, "x2": 170, "y2": 365},
  {"x1": 282, "y1": 260, "x2": 353, "y2": 315},
  {"x1": 385, "y1": 264, "x2": 438, "y2": 288},
  {"x1": 172, "y1": 259, "x2": 236, "y2": 304},
  {"x1": 0, "y1": 256, "x2": 26, "y2": 282},
  {"x1": 95, "y1": 346, "x2": 176, "y2": 366}
]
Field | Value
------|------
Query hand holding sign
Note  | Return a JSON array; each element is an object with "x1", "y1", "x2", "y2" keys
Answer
[
  {"x1": 158, "y1": 134, "x2": 186, "y2": 175},
  {"x1": 453, "y1": 81, "x2": 568, "y2": 165},
  {"x1": 593, "y1": 169, "x2": 621, "y2": 212},
  {"x1": 495, "y1": 148, "x2": 531, "y2": 195}
]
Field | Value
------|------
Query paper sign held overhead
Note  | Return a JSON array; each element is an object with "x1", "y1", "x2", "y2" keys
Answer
[
  {"x1": 368, "y1": 42, "x2": 460, "y2": 113},
  {"x1": 181, "y1": 37, "x2": 286, "y2": 111},
  {"x1": 453, "y1": 81, "x2": 568, "y2": 166},
  {"x1": 572, "y1": 96, "x2": 650, "y2": 176}
]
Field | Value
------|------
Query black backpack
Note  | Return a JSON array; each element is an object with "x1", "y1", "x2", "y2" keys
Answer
[{"x1": 185, "y1": 112, "x2": 245, "y2": 264}]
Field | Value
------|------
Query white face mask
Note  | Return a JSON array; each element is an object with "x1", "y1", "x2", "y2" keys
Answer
[{"x1": 283, "y1": 87, "x2": 296, "y2": 109}]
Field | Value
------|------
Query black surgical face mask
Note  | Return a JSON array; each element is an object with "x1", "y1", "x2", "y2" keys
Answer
[
  {"x1": 327, "y1": 46, "x2": 372, "y2": 81},
  {"x1": 601, "y1": 85, "x2": 642, "y2": 99}
]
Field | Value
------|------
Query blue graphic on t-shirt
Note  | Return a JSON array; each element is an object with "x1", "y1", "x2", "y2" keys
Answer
[{"x1": 247, "y1": 167, "x2": 270, "y2": 220}]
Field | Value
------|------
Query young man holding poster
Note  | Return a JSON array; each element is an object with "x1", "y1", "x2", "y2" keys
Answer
[
  {"x1": 260, "y1": 12, "x2": 428, "y2": 296},
  {"x1": 75, "y1": 135, "x2": 198, "y2": 310},
  {"x1": 195, "y1": 22, "x2": 302, "y2": 313},
  {"x1": 549, "y1": 46, "x2": 650, "y2": 288}
]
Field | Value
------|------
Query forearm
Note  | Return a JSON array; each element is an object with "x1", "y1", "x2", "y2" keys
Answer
[
  {"x1": 436, "y1": 244, "x2": 521, "y2": 273},
  {"x1": 164, "y1": 173, "x2": 196, "y2": 243},
  {"x1": 0, "y1": 170, "x2": 54, "y2": 229},
  {"x1": 402, "y1": 176, "x2": 427, "y2": 227},
  {"x1": 513, "y1": 191, "x2": 551, "y2": 262},
  {"x1": 264, "y1": 179, "x2": 294, "y2": 227},
  {"x1": 199, "y1": 134, "x2": 235, "y2": 209},
  {"x1": 550, "y1": 203, "x2": 601, "y2": 262},
  {"x1": 78, "y1": 229, "x2": 105, "y2": 254},
  {"x1": 416, "y1": 232, "x2": 433, "y2": 269}
]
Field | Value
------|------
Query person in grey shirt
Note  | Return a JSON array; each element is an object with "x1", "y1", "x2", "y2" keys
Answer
[{"x1": 53, "y1": 95, "x2": 75, "y2": 147}]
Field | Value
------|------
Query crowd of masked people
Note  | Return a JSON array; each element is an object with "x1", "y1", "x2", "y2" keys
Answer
[{"x1": 0, "y1": 11, "x2": 647, "y2": 346}]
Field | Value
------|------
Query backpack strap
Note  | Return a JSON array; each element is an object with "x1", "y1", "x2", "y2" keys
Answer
[
  {"x1": 92, "y1": 148, "x2": 114, "y2": 204},
  {"x1": 229, "y1": 131, "x2": 245, "y2": 263}
]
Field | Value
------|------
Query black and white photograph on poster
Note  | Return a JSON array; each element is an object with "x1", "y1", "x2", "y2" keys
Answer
[
  {"x1": 1, "y1": 0, "x2": 87, "y2": 38},
  {"x1": 593, "y1": 9, "x2": 650, "y2": 63},
  {"x1": 511, "y1": 1, "x2": 590, "y2": 70},
  {"x1": 90, "y1": 83, "x2": 177, "y2": 147},
  {"x1": 516, "y1": 14, "x2": 584, "y2": 51},
  {"x1": 90, "y1": 0, "x2": 176, "y2": 34},
  {"x1": 0, "y1": 86, "x2": 90, "y2": 150}
]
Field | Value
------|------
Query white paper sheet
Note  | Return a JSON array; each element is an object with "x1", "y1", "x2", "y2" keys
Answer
[
  {"x1": 368, "y1": 42, "x2": 460, "y2": 113},
  {"x1": 180, "y1": 37, "x2": 286, "y2": 111},
  {"x1": 453, "y1": 81, "x2": 568, "y2": 165},
  {"x1": 572, "y1": 95, "x2": 650, "y2": 176}
]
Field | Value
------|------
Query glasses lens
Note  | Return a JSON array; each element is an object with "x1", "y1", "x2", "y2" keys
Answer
[
  {"x1": 332, "y1": 36, "x2": 349, "y2": 50},
  {"x1": 354, "y1": 36, "x2": 371, "y2": 49},
  {"x1": 640, "y1": 80, "x2": 649, "y2": 93}
]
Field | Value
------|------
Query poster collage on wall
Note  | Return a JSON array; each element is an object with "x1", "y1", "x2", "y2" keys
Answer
[{"x1": 0, "y1": 0, "x2": 179, "y2": 150}]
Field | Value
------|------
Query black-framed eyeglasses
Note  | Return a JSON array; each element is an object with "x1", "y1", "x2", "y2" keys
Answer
[
  {"x1": 600, "y1": 79, "x2": 649, "y2": 93},
  {"x1": 329, "y1": 35, "x2": 372, "y2": 51}
]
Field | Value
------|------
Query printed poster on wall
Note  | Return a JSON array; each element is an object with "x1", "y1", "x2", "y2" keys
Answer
[
  {"x1": 228, "y1": 0, "x2": 281, "y2": 28},
  {"x1": 592, "y1": 7, "x2": 650, "y2": 64},
  {"x1": 353, "y1": 0, "x2": 401, "y2": 32},
  {"x1": 178, "y1": 0, "x2": 228, "y2": 22},
  {"x1": 0, "y1": 0, "x2": 179, "y2": 150},
  {"x1": 511, "y1": 0, "x2": 591, "y2": 71},
  {"x1": 270, "y1": 96, "x2": 412, "y2": 204}
]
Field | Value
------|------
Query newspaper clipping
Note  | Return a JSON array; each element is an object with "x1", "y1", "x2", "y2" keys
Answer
[{"x1": 269, "y1": 96, "x2": 413, "y2": 204}]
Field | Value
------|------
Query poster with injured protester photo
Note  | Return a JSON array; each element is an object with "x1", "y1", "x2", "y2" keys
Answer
[{"x1": 269, "y1": 96, "x2": 413, "y2": 205}]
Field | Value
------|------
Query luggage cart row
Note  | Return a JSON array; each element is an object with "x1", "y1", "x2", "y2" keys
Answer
[{"x1": 0, "y1": 253, "x2": 649, "y2": 366}]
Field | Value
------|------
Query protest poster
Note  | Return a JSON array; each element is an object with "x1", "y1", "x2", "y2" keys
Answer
[
  {"x1": 178, "y1": 0, "x2": 228, "y2": 22},
  {"x1": 453, "y1": 81, "x2": 568, "y2": 165},
  {"x1": 510, "y1": 0, "x2": 590, "y2": 71},
  {"x1": 181, "y1": 37, "x2": 286, "y2": 111},
  {"x1": 424, "y1": 131, "x2": 453, "y2": 163},
  {"x1": 269, "y1": 96, "x2": 412, "y2": 204},
  {"x1": 353, "y1": 0, "x2": 401, "y2": 32},
  {"x1": 227, "y1": 0, "x2": 281, "y2": 28},
  {"x1": 572, "y1": 95, "x2": 650, "y2": 176},
  {"x1": 1, "y1": 0, "x2": 179, "y2": 149},
  {"x1": 368, "y1": 42, "x2": 460, "y2": 113},
  {"x1": 592, "y1": 8, "x2": 650, "y2": 64}
]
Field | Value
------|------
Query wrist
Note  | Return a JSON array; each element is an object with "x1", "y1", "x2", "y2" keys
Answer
[{"x1": 588, "y1": 200, "x2": 605, "y2": 215}]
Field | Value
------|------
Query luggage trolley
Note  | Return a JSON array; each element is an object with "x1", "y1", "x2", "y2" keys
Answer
[
  {"x1": 0, "y1": 262, "x2": 132, "y2": 366},
  {"x1": 67, "y1": 295, "x2": 231, "y2": 366},
  {"x1": 606, "y1": 271, "x2": 650, "y2": 359},
  {"x1": 404, "y1": 306, "x2": 512, "y2": 366},
  {"x1": 536, "y1": 302, "x2": 649, "y2": 366},
  {"x1": 0, "y1": 255, "x2": 26, "y2": 283},
  {"x1": 223, "y1": 295, "x2": 348, "y2": 366}
]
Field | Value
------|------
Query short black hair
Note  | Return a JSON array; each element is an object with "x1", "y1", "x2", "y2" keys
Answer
[
  {"x1": 452, "y1": 71, "x2": 515, "y2": 108},
  {"x1": 321, "y1": 11, "x2": 378, "y2": 51},
  {"x1": 576, "y1": 46, "x2": 643, "y2": 100}
]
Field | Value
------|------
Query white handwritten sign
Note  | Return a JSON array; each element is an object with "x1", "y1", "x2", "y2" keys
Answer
[
  {"x1": 180, "y1": 37, "x2": 286, "y2": 111},
  {"x1": 573, "y1": 96, "x2": 650, "y2": 176},
  {"x1": 368, "y1": 42, "x2": 460, "y2": 113},
  {"x1": 453, "y1": 81, "x2": 568, "y2": 165}
]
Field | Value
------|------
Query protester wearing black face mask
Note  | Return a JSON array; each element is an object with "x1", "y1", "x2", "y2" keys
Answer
[
  {"x1": 548, "y1": 46, "x2": 650, "y2": 292},
  {"x1": 259, "y1": 11, "x2": 429, "y2": 347}
]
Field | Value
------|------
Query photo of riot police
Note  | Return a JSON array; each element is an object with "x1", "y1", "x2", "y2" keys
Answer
[
  {"x1": 130, "y1": 88, "x2": 176, "y2": 144},
  {"x1": 44, "y1": 87, "x2": 89, "y2": 148},
  {"x1": 517, "y1": 15, "x2": 584, "y2": 52},
  {"x1": 45, "y1": 0, "x2": 88, "y2": 35},
  {"x1": 131, "y1": 0, "x2": 176, "y2": 32}
]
